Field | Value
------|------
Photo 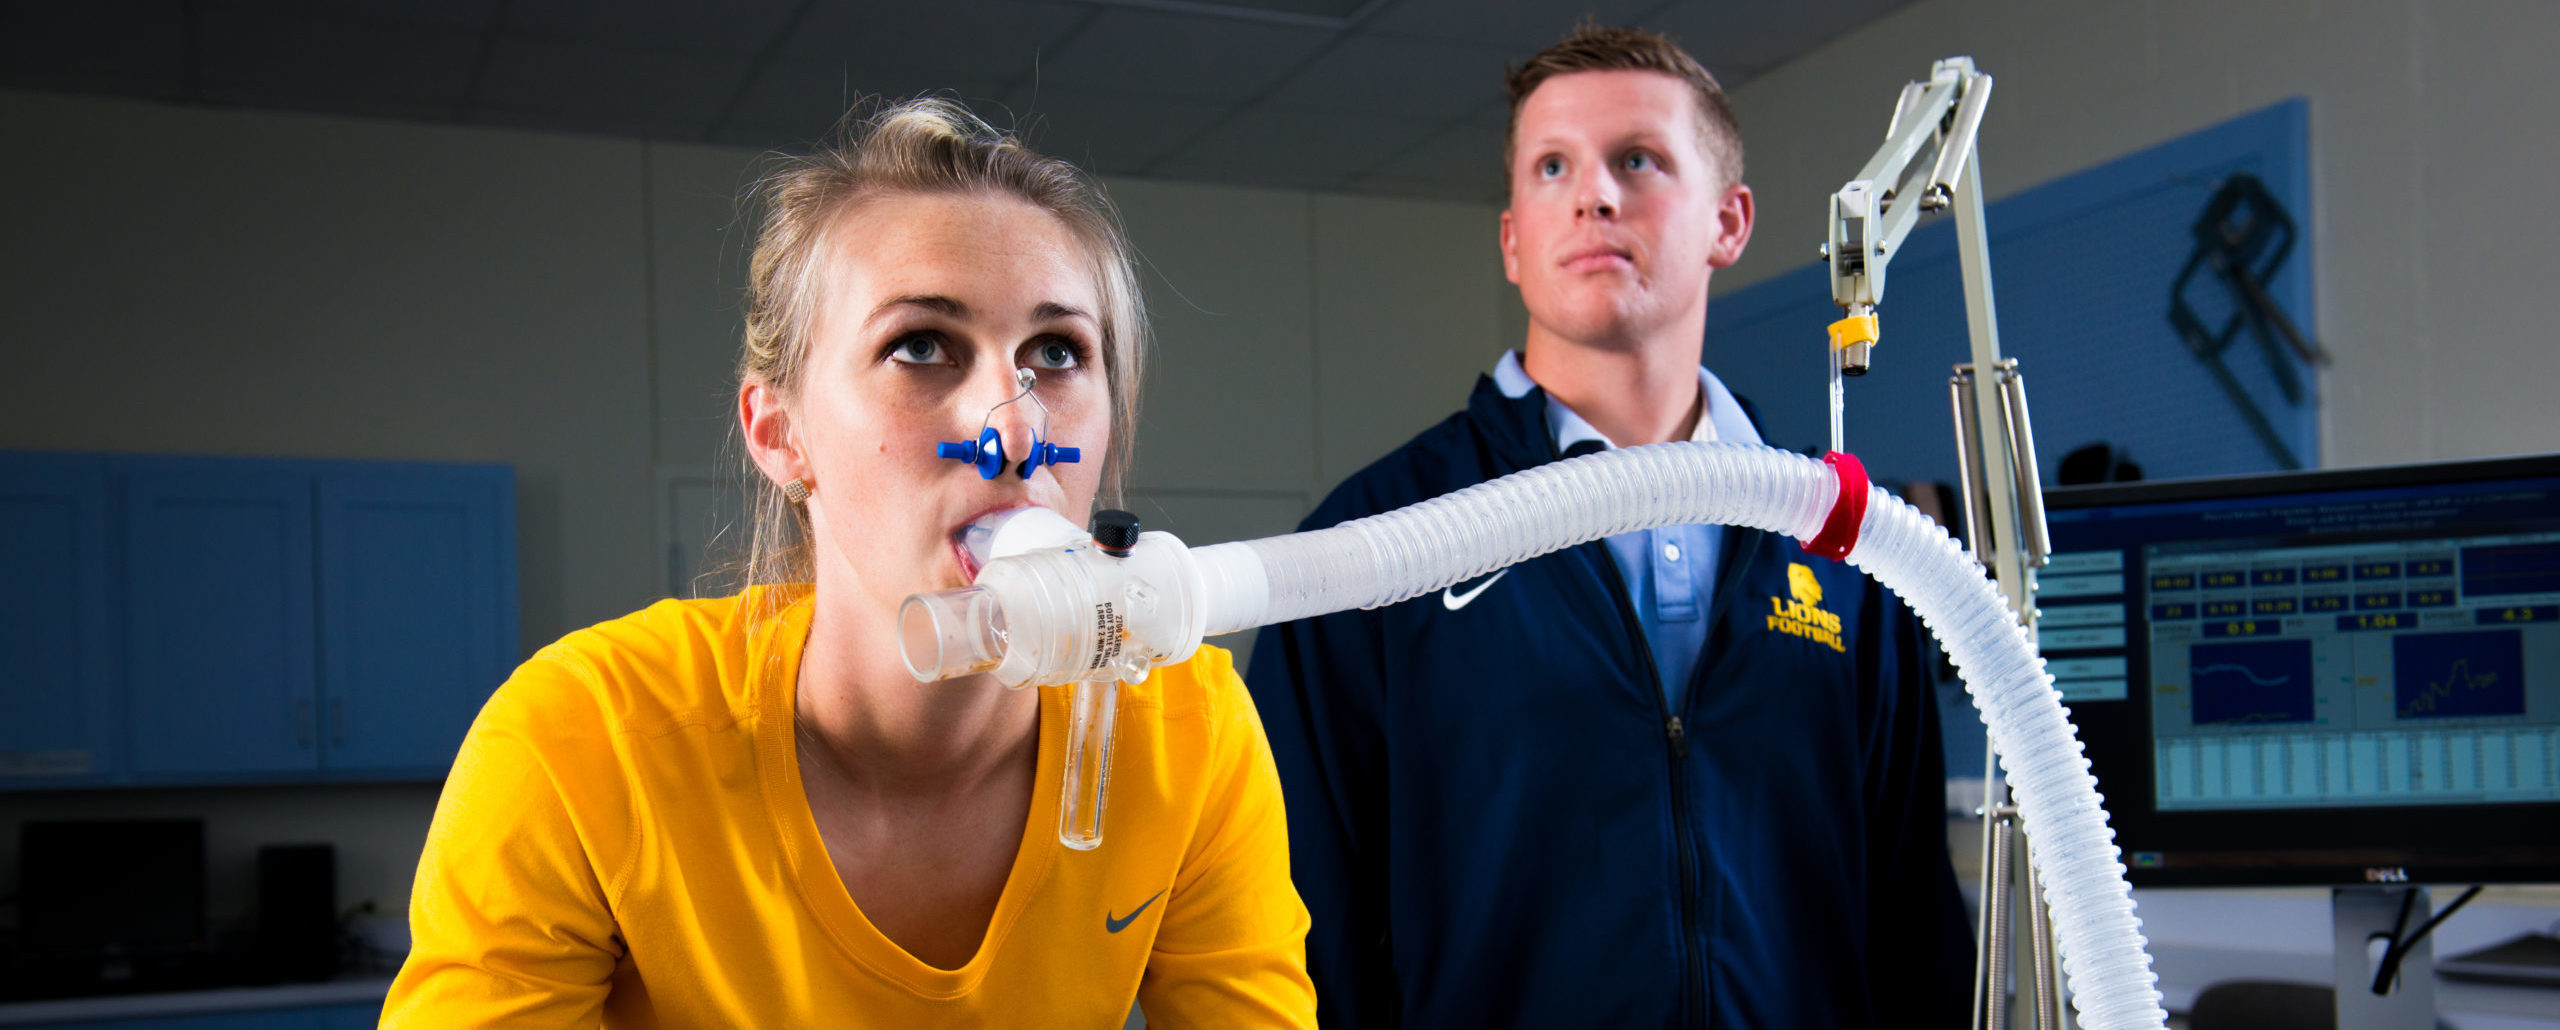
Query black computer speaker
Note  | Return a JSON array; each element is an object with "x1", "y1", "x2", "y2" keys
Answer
[{"x1": 254, "y1": 844, "x2": 337, "y2": 983}]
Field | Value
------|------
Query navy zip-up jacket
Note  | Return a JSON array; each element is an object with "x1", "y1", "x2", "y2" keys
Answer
[{"x1": 1245, "y1": 374, "x2": 1974, "y2": 1029}]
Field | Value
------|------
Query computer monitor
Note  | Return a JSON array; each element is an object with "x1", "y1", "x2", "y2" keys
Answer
[{"x1": 2043, "y1": 453, "x2": 2560, "y2": 887}]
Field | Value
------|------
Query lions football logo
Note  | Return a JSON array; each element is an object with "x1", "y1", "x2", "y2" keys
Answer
[
  {"x1": 1768, "y1": 562, "x2": 1845, "y2": 653},
  {"x1": 1788, "y1": 563, "x2": 1824, "y2": 606}
]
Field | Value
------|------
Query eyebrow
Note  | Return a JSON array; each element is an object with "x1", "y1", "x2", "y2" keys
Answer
[
  {"x1": 1524, "y1": 130, "x2": 1676, "y2": 155},
  {"x1": 1033, "y1": 301, "x2": 1092, "y2": 324},
  {"x1": 870, "y1": 294, "x2": 965, "y2": 323},
  {"x1": 866, "y1": 295, "x2": 1093, "y2": 327}
]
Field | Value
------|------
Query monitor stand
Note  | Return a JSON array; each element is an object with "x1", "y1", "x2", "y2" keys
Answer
[{"x1": 2333, "y1": 886, "x2": 2435, "y2": 1030}]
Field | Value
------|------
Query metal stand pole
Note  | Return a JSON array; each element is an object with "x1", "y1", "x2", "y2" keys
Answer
[
  {"x1": 2023, "y1": 826, "x2": 2064, "y2": 1030},
  {"x1": 1979, "y1": 795, "x2": 2016, "y2": 1030},
  {"x1": 1975, "y1": 784, "x2": 2067, "y2": 1030},
  {"x1": 1947, "y1": 152, "x2": 2067, "y2": 1030},
  {"x1": 2333, "y1": 886, "x2": 2436, "y2": 1030}
]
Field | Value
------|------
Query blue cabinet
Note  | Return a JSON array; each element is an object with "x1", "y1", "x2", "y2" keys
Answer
[
  {"x1": 0, "y1": 452, "x2": 517, "y2": 785},
  {"x1": 316, "y1": 467, "x2": 515, "y2": 776},
  {"x1": 10, "y1": 998, "x2": 380, "y2": 1029},
  {"x1": 66, "y1": 1011, "x2": 319, "y2": 1029},
  {"x1": 312, "y1": 1000, "x2": 381, "y2": 1030},
  {"x1": 0, "y1": 453, "x2": 117, "y2": 784},
  {"x1": 124, "y1": 462, "x2": 319, "y2": 778}
]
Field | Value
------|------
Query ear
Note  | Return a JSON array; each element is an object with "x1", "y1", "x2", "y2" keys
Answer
[
  {"x1": 1707, "y1": 182, "x2": 1755, "y2": 269},
  {"x1": 739, "y1": 380, "x2": 804, "y2": 487},
  {"x1": 1498, "y1": 208, "x2": 1522, "y2": 285}
]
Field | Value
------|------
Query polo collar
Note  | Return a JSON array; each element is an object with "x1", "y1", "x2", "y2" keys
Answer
[{"x1": 1490, "y1": 349, "x2": 1764, "y2": 454}]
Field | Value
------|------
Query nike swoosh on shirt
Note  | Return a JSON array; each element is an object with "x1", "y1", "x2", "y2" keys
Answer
[
  {"x1": 1106, "y1": 890, "x2": 1165, "y2": 934},
  {"x1": 1441, "y1": 569, "x2": 1510, "y2": 610}
]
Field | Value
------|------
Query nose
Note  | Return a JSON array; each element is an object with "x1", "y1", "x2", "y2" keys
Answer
[
  {"x1": 983, "y1": 367, "x2": 1040, "y2": 457},
  {"x1": 1574, "y1": 165, "x2": 1619, "y2": 221},
  {"x1": 935, "y1": 362, "x2": 1038, "y2": 480}
]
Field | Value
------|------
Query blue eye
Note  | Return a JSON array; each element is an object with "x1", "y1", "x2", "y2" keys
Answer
[
  {"x1": 1623, "y1": 152, "x2": 1655, "y2": 172},
  {"x1": 1026, "y1": 339, "x2": 1081, "y2": 370},
  {"x1": 888, "y1": 333, "x2": 943, "y2": 364},
  {"x1": 1538, "y1": 156, "x2": 1564, "y2": 179}
]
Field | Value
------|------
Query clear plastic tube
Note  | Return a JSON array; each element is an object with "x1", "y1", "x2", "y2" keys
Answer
[
  {"x1": 1219, "y1": 441, "x2": 2167, "y2": 1030},
  {"x1": 898, "y1": 586, "x2": 1008, "y2": 682}
]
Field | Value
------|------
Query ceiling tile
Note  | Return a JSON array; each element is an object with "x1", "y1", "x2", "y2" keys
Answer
[
  {"x1": 1638, "y1": 0, "x2": 1909, "y2": 87},
  {"x1": 503, "y1": 0, "x2": 804, "y2": 55},
  {"x1": 785, "y1": 0, "x2": 1088, "y2": 84},
  {"x1": 1361, "y1": 0, "x2": 1658, "y2": 53},
  {"x1": 724, "y1": 59, "x2": 1010, "y2": 141},
  {"x1": 202, "y1": 0, "x2": 501, "y2": 32},
  {"x1": 1260, "y1": 31, "x2": 1508, "y2": 120},
  {"x1": 0, "y1": 0, "x2": 186, "y2": 95},
  {"x1": 1, "y1": 0, "x2": 1924, "y2": 205},
  {"x1": 199, "y1": 7, "x2": 480, "y2": 103},
  {"x1": 1153, "y1": 105, "x2": 1426, "y2": 183},
  {"x1": 1145, "y1": 162, "x2": 1348, "y2": 194},
  {"x1": 473, "y1": 36, "x2": 753, "y2": 126},
  {"x1": 1354, "y1": 119, "x2": 1505, "y2": 196},
  {"x1": 1337, "y1": 174, "x2": 1491, "y2": 204},
  {"x1": 1037, "y1": 8, "x2": 1336, "y2": 104},
  {"x1": 706, "y1": 120, "x2": 807, "y2": 151},
  {"x1": 198, "y1": 84, "x2": 458, "y2": 123},
  {"x1": 1000, "y1": 86, "x2": 1238, "y2": 174},
  {"x1": 467, "y1": 103, "x2": 693, "y2": 141}
]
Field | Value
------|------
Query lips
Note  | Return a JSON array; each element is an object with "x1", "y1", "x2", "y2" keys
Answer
[
  {"x1": 949, "y1": 503, "x2": 1035, "y2": 580},
  {"x1": 1560, "y1": 243, "x2": 1634, "y2": 272}
]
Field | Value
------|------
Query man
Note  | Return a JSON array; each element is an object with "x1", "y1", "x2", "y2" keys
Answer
[{"x1": 1244, "y1": 24, "x2": 1974, "y2": 1029}]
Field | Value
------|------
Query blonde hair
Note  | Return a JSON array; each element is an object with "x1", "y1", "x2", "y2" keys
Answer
[{"x1": 735, "y1": 97, "x2": 1148, "y2": 594}]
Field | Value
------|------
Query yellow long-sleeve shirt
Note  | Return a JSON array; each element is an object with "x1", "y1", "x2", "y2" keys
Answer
[{"x1": 384, "y1": 589, "x2": 1314, "y2": 1028}]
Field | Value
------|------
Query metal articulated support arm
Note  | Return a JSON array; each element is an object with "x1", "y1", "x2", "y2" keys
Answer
[{"x1": 1825, "y1": 57, "x2": 1994, "y2": 376}]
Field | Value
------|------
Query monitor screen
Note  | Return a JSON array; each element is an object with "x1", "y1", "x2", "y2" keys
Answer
[
  {"x1": 17, "y1": 819, "x2": 206, "y2": 955},
  {"x1": 2043, "y1": 453, "x2": 2560, "y2": 886}
]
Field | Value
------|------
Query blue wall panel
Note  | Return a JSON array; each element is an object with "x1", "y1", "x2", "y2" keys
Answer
[{"x1": 1706, "y1": 100, "x2": 2316, "y2": 489}]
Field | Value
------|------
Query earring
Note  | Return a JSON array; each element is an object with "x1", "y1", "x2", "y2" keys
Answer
[{"x1": 781, "y1": 478, "x2": 811, "y2": 504}]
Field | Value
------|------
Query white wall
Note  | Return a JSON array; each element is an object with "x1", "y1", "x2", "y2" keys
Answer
[
  {"x1": 1717, "y1": 0, "x2": 2560, "y2": 470},
  {"x1": 0, "y1": 89, "x2": 1510, "y2": 920}
]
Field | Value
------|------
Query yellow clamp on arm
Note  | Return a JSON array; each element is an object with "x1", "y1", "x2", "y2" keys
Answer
[{"x1": 1827, "y1": 312, "x2": 1879, "y2": 351}]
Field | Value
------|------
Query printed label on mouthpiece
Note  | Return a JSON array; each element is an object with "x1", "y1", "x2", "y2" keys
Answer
[{"x1": 1088, "y1": 602, "x2": 1125, "y2": 671}]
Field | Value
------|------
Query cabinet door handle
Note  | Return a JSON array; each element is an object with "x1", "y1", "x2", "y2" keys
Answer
[
  {"x1": 330, "y1": 699, "x2": 345, "y2": 748},
  {"x1": 296, "y1": 698, "x2": 313, "y2": 749}
]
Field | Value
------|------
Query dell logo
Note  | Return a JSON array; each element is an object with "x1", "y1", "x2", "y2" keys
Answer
[{"x1": 2364, "y1": 867, "x2": 2410, "y2": 883}]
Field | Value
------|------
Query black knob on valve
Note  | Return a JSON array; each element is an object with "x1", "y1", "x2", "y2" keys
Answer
[{"x1": 1090, "y1": 509, "x2": 1141, "y2": 557}]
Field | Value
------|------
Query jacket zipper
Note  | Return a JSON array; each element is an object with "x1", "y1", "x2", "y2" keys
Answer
[{"x1": 1590, "y1": 545, "x2": 1707, "y2": 1029}]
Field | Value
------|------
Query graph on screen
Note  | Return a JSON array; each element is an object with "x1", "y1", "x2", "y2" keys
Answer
[
  {"x1": 2394, "y1": 629, "x2": 2527, "y2": 720},
  {"x1": 2190, "y1": 639, "x2": 2316, "y2": 725}
]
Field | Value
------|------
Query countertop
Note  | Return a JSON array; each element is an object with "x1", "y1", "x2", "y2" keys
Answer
[{"x1": 0, "y1": 975, "x2": 393, "y2": 1025}]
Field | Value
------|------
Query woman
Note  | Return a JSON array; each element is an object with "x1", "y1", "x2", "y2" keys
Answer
[{"x1": 383, "y1": 99, "x2": 1316, "y2": 1027}]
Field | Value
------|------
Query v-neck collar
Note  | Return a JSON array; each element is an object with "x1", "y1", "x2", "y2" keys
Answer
[{"x1": 749, "y1": 589, "x2": 1063, "y2": 999}]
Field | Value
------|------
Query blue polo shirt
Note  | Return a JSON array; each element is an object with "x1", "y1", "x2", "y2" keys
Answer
[{"x1": 1490, "y1": 349, "x2": 1765, "y2": 711}]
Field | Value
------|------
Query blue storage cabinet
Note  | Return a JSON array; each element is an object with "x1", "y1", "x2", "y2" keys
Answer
[
  {"x1": 47, "y1": 1012, "x2": 310, "y2": 1029},
  {"x1": 312, "y1": 1000, "x2": 381, "y2": 1030},
  {"x1": 0, "y1": 451, "x2": 516, "y2": 785},
  {"x1": 123, "y1": 461, "x2": 320, "y2": 778},
  {"x1": 15, "y1": 999, "x2": 380, "y2": 1028},
  {"x1": 0, "y1": 453, "x2": 117, "y2": 784},
  {"x1": 316, "y1": 465, "x2": 515, "y2": 776}
]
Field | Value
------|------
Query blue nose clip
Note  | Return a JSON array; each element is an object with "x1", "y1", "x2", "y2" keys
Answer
[
  {"x1": 936, "y1": 368, "x2": 1082, "y2": 480},
  {"x1": 936, "y1": 427, "x2": 1009, "y2": 480},
  {"x1": 1018, "y1": 440, "x2": 1080, "y2": 478}
]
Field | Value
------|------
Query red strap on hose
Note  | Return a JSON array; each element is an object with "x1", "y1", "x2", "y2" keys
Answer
[{"x1": 1804, "y1": 451, "x2": 1869, "y2": 561}]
